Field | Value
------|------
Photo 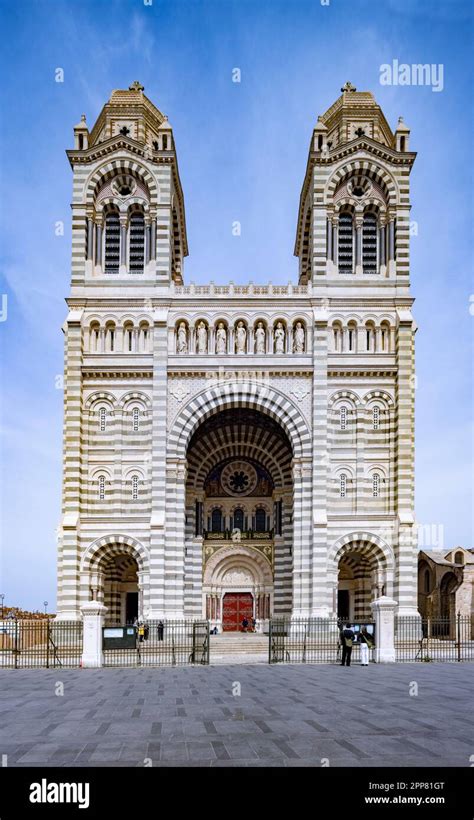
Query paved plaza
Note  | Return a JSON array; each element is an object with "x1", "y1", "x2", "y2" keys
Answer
[{"x1": 0, "y1": 664, "x2": 471, "y2": 767}]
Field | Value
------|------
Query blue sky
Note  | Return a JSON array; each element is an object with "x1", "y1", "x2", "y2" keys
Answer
[{"x1": 0, "y1": 0, "x2": 472, "y2": 611}]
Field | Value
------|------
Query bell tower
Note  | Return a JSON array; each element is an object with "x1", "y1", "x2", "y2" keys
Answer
[{"x1": 295, "y1": 83, "x2": 419, "y2": 619}]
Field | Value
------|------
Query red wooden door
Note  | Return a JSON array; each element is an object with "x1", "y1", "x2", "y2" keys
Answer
[{"x1": 222, "y1": 593, "x2": 254, "y2": 631}]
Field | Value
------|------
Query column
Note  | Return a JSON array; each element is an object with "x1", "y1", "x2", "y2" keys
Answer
[
  {"x1": 379, "y1": 222, "x2": 386, "y2": 270},
  {"x1": 326, "y1": 218, "x2": 333, "y2": 261},
  {"x1": 394, "y1": 309, "x2": 419, "y2": 617},
  {"x1": 148, "y1": 310, "x2": 169, "y2": 617},
  {"x1": 371, "y1": 596, "x2": 397, "y2": 663},
  {"x1": 311, "y1": 309, "x2": 329, "y2": 616},
  {"x1": 145, "y1": 221, "x2": 151, "y2": 265},
  {"x1": 95, "y1": 223, "x2": 102, "y2": 268},
  {"x1": 388, "y1": 220, "x2": 395, "y2": 261},
  {"x1": 355, "y1": 218, "x2": 363, "y2": 274},
  {"x1": 332, "y1": 223, "x2": 338, "y2": 269},
  {"x1": 86, "y1": 218, "x2": 93, "y2": 261},
  {"x1": 56, "y1": 309, "x2": 84, "y2": 620},
  {"x1": 150, "y1": 218, "x2": 157, "y2": 261},
  {"x1": 81, "y1": 602, "x2": 107, "y2": 668},
  {"x1": 120, "y1": 217, "x2": 127, "y2": 274}
]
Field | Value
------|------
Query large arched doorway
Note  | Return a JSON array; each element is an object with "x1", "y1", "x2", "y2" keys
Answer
[
  {"x1": 183, "y1": 407, "x2": 294, "y2": 625},
  {"x1": 332, "y1": 537, "x2": 391, "y2": 621},
  {"x1": 81, "y1": 538, "x2": 147, "y2": 625}
]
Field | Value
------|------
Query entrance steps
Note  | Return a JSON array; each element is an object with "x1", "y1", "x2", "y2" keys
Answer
[{"x1": 209, "y1": 632, "x2": 268, "y2": 665}]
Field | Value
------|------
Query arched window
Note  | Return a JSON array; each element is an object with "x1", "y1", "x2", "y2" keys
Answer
[
  {"x1": 90, "y1": 322, "x2": 100, "y2": 352},
  {"x1": 380, "y1": 322, "x2": 390, "y2": 352},
  {"x1": 454, "y1": 551, "x2": 464, "y2": 565},
  {"x1": 333, "y1": 323, "x2": 342, "y2": 352},
  {"x1": 366, "y1": 322, "x2": 376, "y2": 352},
  {"x1": 105, "y1": 323, "x2": 115, "y2": 353},
  {"x1": 362, "y1": 213, "x2": 378, "y2": 274},
  {"x1": 255, "y1": 508, "x2": 267, "y2": 532},
  {"x1": 98, "y1": 475, "x2": 105, "y2": 500},
  {"x1": 139, "y1": 322, "x2": 150, "y2": 352},
  {"x1": 347, "y1": 322, "x2": 357, "y2": 352},
  {"x1": 162, "y1": 135, "x2": 168, "y2": 150},
  {"x1": 131, "y1": 475, "x2": 139, "y2": 500},
  {"x1": 99, "y1": 408, "x2": 106, "y2": 432},
  {"x1": 372, "y1": 473, "x2": 380, "y2": 497},
  {"x1": 338, "y1": 212, "x2": 353, "y2": 274},
  {"x1": 211, "y1": 508, "x2": 222, "y2": 532},
  {"x1": 233, "y1": 508, "x2": 244, "y2": 531},
  {"x1": 340, "y1": 406, "x2": 347, "y2": 431},
  {"x1": 124, "y1": 323, "x2": 134, "y2": 353},
  {"x1": 424, "y1": 569, "x2": 431, "y2": 593},
  {"x1": 372, "y1": 406, "x2": 380, "y2": 430},
  {"x1": 129, "y1": 212, "x2": 145, "y2": 273},
  {"x1": 104, "y1": 210, "x2": 120, "y2": 274},
  {"x1": 132, "y1": 408, "x2": 139, "y2": 431},
  {"x1": 340, "y1": 473, "x2": 347, "y2": 498}
]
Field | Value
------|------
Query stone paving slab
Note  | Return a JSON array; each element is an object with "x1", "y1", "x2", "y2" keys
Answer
[{"x1": 0, "y1": 663, "x2": 471, "y2": 767}]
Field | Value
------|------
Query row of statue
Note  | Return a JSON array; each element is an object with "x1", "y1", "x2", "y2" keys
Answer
[{"x1": 176, "y1": 321, "x2": 306, "y2": 354}]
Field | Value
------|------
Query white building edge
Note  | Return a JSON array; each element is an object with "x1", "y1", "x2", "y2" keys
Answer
[{"x1": 56, "y1": 81, "x2": 419, "y2": 629}]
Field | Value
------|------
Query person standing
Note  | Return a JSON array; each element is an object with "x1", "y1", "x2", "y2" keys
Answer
[
  {"x1": 359, "y1": 627, "x2": 373, "y2": 666},
  {"x1": 340, "y1": 623, "x2": 355, "y2": 666},
  {"x1": 242, "y1": 617, "x2": 249, "y2": 633}
]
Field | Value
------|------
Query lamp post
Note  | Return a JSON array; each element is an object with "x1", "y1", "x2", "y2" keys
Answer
[
  {"x1": 0, "y1": 594, "x2": 4, "y2": 619},
  {"x1": 43, "y1": 601, "x2": 48, "y2": 617}
]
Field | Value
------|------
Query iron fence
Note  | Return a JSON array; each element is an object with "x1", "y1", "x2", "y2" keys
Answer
[
  {"x1": 395, "y1": 615, "x2": 474, "y2": 662},
  {"x1": 0, "y1": 620, "x2": 83, "y2": 668},
  {"x1": 269, "y1": 618, "x2": 374, "y2": 664},
  {"x1": 102, "y1": 620, "x2": 210, "y2": 667}
]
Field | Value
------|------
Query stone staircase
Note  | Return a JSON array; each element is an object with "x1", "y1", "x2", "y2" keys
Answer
[{"x1": 209, "y1": 632, "x2": 269, "y2": 665}]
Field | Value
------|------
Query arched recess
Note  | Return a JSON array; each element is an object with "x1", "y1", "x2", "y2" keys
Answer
[
  {"x1": 328, "y1": 531, "x2": 395, "y2": 619},
  {"x1": 80, "y1": 535, "x2": 149, "y2": 625},
  {"x1": 168, "y1": 381, "x2": 312, "y2": 462},
  {"x1": 325, "y1": 160, "x2": 398, "y2": 208},
  {"x1": 85, "y1": 160, "x2": 158, "y2": 207}
]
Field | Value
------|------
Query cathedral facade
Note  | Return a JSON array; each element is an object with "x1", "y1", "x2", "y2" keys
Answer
[{"x1": 56, "y1": 81, "x2": 418, "y2": 629}]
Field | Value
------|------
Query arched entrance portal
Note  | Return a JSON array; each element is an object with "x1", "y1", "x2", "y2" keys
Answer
[
  {"x1": 333, "y1": 537, "x2": 392, "y2": 621},
  {"x1": 81, "y1": 537, "x2": 147, "y2": 626},
  {"x1": 183, "y1": 407, "x2": 294, "y2": 625}
]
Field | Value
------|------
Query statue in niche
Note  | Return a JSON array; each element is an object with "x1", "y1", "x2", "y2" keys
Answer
[
  {"x1": 236, "y1": 321, "x2": 247, "y2": 354},
  {"x1": 274, "y1": 322, "x2": 285, "y2": 354},
  {"x1": 196, "y1": 321, "x2": 208, "y2": 354},
  {"x1": 216, "y1": 322, "x2": 227, "y2": 354},
  {"x1": 255, "y1": 322, "x2": 266, "y2": 354},
  {"x1": 177, "y1": 322, "x2": 188, "y2": 354},
  {"x1": 293, "y1": 322, "x2": 305, "y2": 353}
]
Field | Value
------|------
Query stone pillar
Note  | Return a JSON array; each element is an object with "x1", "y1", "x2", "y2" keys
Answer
[
  {"x1": 355, "y1": 219, "x2": 363, "y2": 274},
  {"x1": 371, "y1": 596, "x2": 397, "y2": 663},
  {"x1": 311, "y1": 308, "x2": 329, "y2": 616},
  {"x1": 95, "y1": 223, "x2": 102, "y2": 268},
  {"x1": 332, "y1": 223, "x2": 338, "y2": 269},
  {"x1": 120, "y1": 218, "x2": 127, "y2": 274},
  {"x1": 388, "y1": 219, "x2": 395, "y2": 261},
  {"x1": 150, "y1": 218, "x2": 157, "y2": 261},
  {"x1": 81, "y1": 601, "x2": 107, "y2": 668},
  {"x1": 86, "y1": 218, "x2": 93, "y2": 260},
  {"x1": 326, "y1": 218, "x2": 333, "y2": 261}
]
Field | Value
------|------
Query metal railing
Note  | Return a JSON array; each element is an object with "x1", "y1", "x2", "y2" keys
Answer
[
  {"x1": 102, "y1": 620, "x2": 210, "y2": 667},
  {"x1": 203, "y1": 530, "x2": 273, "y2": 540},
  {"x1": 0, "y1": 620, "x2": 83, "y2": 668},
  {"x1": 395, "y1": 615, "x2": 474, "y2": 662},
  {"x1": 270, "y1": 618, "x2": 347, "y2": 664}
]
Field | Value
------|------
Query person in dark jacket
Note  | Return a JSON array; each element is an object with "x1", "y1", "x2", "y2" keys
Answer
[
  {"x1": 340, "y1": 624, "x2": 355, "y2": 666},
  {"x1": 242, "y1": 617, "x2": 249, "y2": 632}
]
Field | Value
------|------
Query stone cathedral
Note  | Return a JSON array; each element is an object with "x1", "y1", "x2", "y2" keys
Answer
[{"x1": 56, "y1": 81, "x2": 418, "y2": 630}]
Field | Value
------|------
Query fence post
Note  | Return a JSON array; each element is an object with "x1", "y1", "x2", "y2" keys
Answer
[
  {"x1": 81, "y1": 602, "x2": 107, "y2": 668},
  {"x1": 371, "y1": 596, "x2": 398, "y2": 663},
  {"x1": 457, "y1": 612, "x2": 461, "y2": 663}
]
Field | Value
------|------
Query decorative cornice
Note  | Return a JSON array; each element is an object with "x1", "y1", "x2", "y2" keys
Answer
[{"x1": 82, "y1": 369, "x2": 153, "y2": 379}]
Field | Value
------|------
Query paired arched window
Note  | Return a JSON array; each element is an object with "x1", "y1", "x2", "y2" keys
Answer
[
  {"x1": 104, "y1": 210, "x2": 120, "y2": 274},
  {"x1": 372, "y1": 406, "x2": 380, "y2": 430},
  {"x1": 372, "y1": 473, "x2": 380, "y2": 497},
  {"x1": 129, "y1": 212, "x2": 145, "y2": 273},
  {"x1": 340, "y1": 473, "x2": 347, "y2": 498},
  {"x1": 338, "y1": 212, "x2": 353, "y2": 274},
  {"x1": 132, "y1": 408, "x2": 139, "y2": 431},
  {"x1": 131, "y1": 474, "x2": 139, "y2": 500},
  {"x1": 362, "y1": 213, "x2": 378, "y2": 274}
]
